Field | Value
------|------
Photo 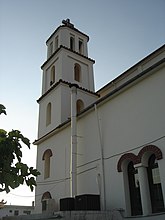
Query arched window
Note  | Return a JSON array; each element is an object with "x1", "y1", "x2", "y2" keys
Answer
[
  {"x1": 50, "y1": 66, "x2": 55, "y2": 86},
  {"x1": 55, "y1": 36, "x2": 58, "y2": 51},
  {"x1": 42, "y1": 149, "x2": 53, "y2": 179},
  {"x1": 127, "y1": 161, "x2": 142, "y2": 216},
  {"x1": 79, "y1": 39, "x2": 83, "y2": 54},
  {"x1": 118, "y1": 146, "x2": 164, "y2": 216},
  {"x1": 46, "y1": 103, "x2": 51, "y2": 126},
  {"x1": 42, "y1": 191, "x2": 52, "y2": 200},
  {"x1": 70, "y1": 36, "x2": 75, "y2": 51},
  {"x1": 74, "y1": 63, "x2": 81, "y2": 82},
  {"x1": 77, "y1": 99, "x2": 84, "y2": 114},
  {"x1": 49, "y1": 42, "x2": 53, "y2": 56},
  {"x1": 41, "y1": 191, "x2": 52, "y2": 211},
  {"x1": 147, "y1": 154, "x2": 164, "y2": 213}
]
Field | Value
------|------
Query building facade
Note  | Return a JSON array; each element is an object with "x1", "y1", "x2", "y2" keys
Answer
[
  {"x1": 0, "y1": 205, "x2": 34, "y2": 219},
  {"x1": 34, "y1": 19, "x2": 165, "y2": 218}
]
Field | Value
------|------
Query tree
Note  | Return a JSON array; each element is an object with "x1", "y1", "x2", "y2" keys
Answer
[{"x1": 0, "y1": 104, "x2": 40, "y2": 193}]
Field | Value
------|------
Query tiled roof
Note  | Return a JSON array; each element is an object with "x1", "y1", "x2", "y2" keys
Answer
[
  {"x1": 46, "y1": 23, "x2": 89, "y2": 44},
  {"x1": 41, "y1": 45, "x2": 95, "y2": 69},
  {"x1": 37, "y1": 79, "x2": 99, "y2": 103}
]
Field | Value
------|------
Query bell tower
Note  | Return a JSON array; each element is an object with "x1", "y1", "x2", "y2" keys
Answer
[{"x1": 37, "y1": 19, "x2": 98, "y2": 138}]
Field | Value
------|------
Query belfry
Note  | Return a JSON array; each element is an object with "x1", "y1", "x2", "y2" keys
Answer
[{"x1": 34, "y1": 19, "x2": 165, "y2": 219}]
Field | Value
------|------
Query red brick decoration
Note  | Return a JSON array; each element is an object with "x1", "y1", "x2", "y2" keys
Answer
[
  {"x1": 138, "y1": 145, "x2": 163, "y2": 161},
  {"x1": 117, "y1": 153, "x2": 138, "y2": 172},
  {"x1": 117, "y1": 145, "x2": 163, "y2": 172},
  {"x1": 41, "y1": 191, "x2": 52, "y2": 200}
]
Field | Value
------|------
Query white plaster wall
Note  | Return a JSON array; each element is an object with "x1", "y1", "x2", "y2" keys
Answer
[
  {"x1": 38, "y1": 86, "x2": 61, "y2": 138},
  {"x1": 41, "y1": 53, "x2": 62, "y2": 94},
  {"x1": 42, "y1": 48, "x2": 95, "y2": 93},
  {"x1": 60, "y1": 84, "x2": 71, "y2": 122},
  {"x1": 100, "y1": 67, "x2": 165, "y2": 157},
  {"x1": 36, "y1": 58, "x2": 165, "y2": 213},
  {"x1": 60, "y1": 27, "x2": 88, "y2": 56},
  {"x1": 76, "y1": 65, "x2": 165, "y2": 210},
  {"x1": 96, "y1": 66, "x2": 165, "y2": 210},
  {"x1": 61, "y1": 49, "x2": 94, "y2": 91},
  {"x1": 46, "y1": 26, "x2": 88, "y2": 57},
  {"x1": 0, "y1": 205, "x2": 34, "y2": 218},
  {"x1": 35, "y1": 126, "x2": 71, "y2": 213},
  {"x1": 76, "y1": 90, "x2": 98, "y2": 109}
]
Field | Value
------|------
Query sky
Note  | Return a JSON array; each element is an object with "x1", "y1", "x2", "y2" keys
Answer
[{"x1": 0, "y1": 0, "x2": 165, "y2": 206}]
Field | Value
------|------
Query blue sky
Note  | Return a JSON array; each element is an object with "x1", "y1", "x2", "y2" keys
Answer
[{"x1": 0, "y1": 0, "x2": 165, "y2": 206}]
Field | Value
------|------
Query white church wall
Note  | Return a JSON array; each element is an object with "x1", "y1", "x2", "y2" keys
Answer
[
  {"x1": 60, "y1": 26, "x2": 88, "y2": 56},
  {"x1": 36, "y1": 60, "x2": 165, "y2": 214},
  {"x1": 60, "y1": 84, "x2": 71, "y2": 122},
  {"x1": 77, "y1": 111, "x2": 101, "y2": 166},
  {"x1": 104, "y1": 157, "x2": 125, "y2": 210},
  {"x1": 35, "y1": 125, "x2": 71, "y2": 213},
  {"x1": 77, "y1": 167, "x2": 99, "y2": 195},
  {"x1": 61, "y1": 49, "x2": 94, "y2": 91},
  {"x1": 76, "y1": 90, "x2": 98, "y2": 109},
  {"x1": 99, "y1": 67, "x2": 164, "y2": 156},
  {"x1": 95, "y1": 64, "x2": 165, "y2": 210},
  {"x1": 38, "y1": 86, "x2": 61, "y2": 138},
  {"x1": 75, "y1": 62, "x2": 165, "y2": 211},
  {"x1": 41, "y1": 54, "x2": 61, "y2": 94},
  {"x1": 35, "y1": 20, "x2": 165, "y2": 217}
]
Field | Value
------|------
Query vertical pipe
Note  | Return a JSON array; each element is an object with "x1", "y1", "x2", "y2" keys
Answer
[
  {"x1": 70, "y1": 84, "x2": 77, "y2": 197},
  {"x1": 94, "y1": 104, "x2": 106, "y2": 210}
]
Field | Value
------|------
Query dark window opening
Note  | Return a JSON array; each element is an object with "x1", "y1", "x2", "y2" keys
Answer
[
  {"x1": 147, "y1": 154, "x2": 165, "y2": 213},
  {"x1": 14, "y1": 210, "x2": 19, "y2": 216},
  {"x1": 70, "y1": 36, "x2": 75, "y2": 51},
  {"x1": 79, "y1": 40, "x2": 83, "y2": 54},
  {"x1": 128, "y1": 161, "x2": 142, "y2": 216},
  {"x1": 77, "y1": 100, "x2": 84, "y2": 114},
  {"x1": 74, "y1": 63, "x2": 81, "y2": 82},
  {"x1": 42, "y1": 200, "x2": 47, "y2": 211}
]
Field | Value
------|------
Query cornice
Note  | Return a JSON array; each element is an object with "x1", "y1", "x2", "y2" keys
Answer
[
  {"x1": 37, "y1": 79, "x2": 99, "y2": 103},
  {"x1": 41, "y1": 45, "x2": 95, "y2": 69},
  {"x1": 46, "y1": 24, "x2": 89, "y2": 44}
]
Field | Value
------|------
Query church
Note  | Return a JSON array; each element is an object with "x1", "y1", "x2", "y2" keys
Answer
[{"x1": 34, "y1": 19, "x2": 165, "y2": 219}]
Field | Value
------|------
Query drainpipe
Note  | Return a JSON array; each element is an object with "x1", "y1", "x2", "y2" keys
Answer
[
  {"x1": 94, "y1": 104, "x2": 106, "y2": 210},
  {"x1": 70, "y1": 84, "x2": 78, "y2": 197}
]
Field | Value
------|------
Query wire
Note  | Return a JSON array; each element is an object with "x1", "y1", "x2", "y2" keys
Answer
[
  {"x1": 104, "y1": 134, "x2": 165, "y2": 160},
  {"x1": 8, "y1": 135, "x2": 165, "y2": 198}
]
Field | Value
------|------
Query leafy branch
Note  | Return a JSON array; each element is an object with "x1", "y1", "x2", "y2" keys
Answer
[{"x1": 0, "y1": 105, "x2": 40, "y2": 193}]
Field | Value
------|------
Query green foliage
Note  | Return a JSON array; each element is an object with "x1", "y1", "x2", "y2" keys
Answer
[
  {"x1": 0, "y1": 105, "x2": 6, "y2": 115},
  {"x1": 0, "y1": 105, "x2": 40, "y2": 193}
]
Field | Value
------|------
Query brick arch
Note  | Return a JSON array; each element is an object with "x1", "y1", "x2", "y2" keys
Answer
[
  {"x1": 117, "y1": 153, "x2": 139, "y2": 172},
  {"x1": 41, "y1": 191, "x2": 52, "y2": 201},
  {"x1": 138, "y1": 145, "x2": 163, "y2": 161}
]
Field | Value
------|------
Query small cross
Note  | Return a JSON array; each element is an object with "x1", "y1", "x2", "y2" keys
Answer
[{"x1": 62, "y1": 19, "x2": 74, "y2": 28}]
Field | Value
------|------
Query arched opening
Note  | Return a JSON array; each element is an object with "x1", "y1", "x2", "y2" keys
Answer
[
  {"x1": 42, "y1": 191, "x2": 52, "y2": 200},
  {"x1": 79, "y1": 39, "x2": 83, "y2": 54},
  {"x1": 41, "y1": 191, "x2": 52, "y2": 211},
  {"x1": 147, "y1": 154, "x2": 165, "y2": 213},
  {"x1": 76, "y1": 99, "x2": 84, "y2": 114},
  {"x1": 55, "y1": 36, "x2": 58, "y2": 51},
  {"x1": 50, "y1": 66, "x2": 55, "y2": 86},
  {"x1": 70, "y1": 36, "x2": 75, "y2": 51},
  {"x1": 42, "y1": 149, "x2": 53, "y2": 179},
  {"x1": 49, "y1": 42, "x2": 53, "y2": 57},
  {"x1": 127, "y1": 161, "x2": 142, "y2": 216},
  {"x1": 46, "y1": 103, "x2": 51, "y2": 126},
  {"x1": 74, "y1": 63, "x2": 81, "y2": 82}
]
